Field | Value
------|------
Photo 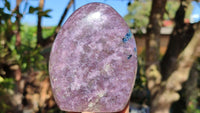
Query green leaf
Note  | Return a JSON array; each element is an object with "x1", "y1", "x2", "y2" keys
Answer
[
  {"x1": 44, "y1": 9, "x2": 52, "y2": 14},
  {"x1": 0, "y1": 76, "x2": 4, "y2": 83},
  {"x1": 29, "y1": 6, "x2": 35, "y2": 13},
  {"x1": 0, "y1": 8, "x2": 4, "y2": 14},
  {"x1": 5, "y1": 0, "x2": 10, "y2": 10},
  {"x1": 1, "y1": 12, "x2": 11, "y2": 21},
  {"x1": 29, "y1": 6, "x2": 40, "y2": 14},
  {"x1": 38, "y1": 9, "x2": 52, "y2": 17},
  {"x1": 13, "y1": 10, "x2": 23, "y2": 17},
  {"x1": 44, "y1": 14, "x2": 51, "y2": 18},
  {"x1": 0, "y1": 78, "x2": 14, "y2": 89}
]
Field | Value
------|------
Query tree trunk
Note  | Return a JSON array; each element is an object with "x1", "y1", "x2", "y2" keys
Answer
[
  {"x1": 5, "y1": 18, "x2": 14, "y2": 42},
  {"x1": 146, "y1": 0, "x2": 167, "y2": 68},
  {"x1": 37, "y1": 0, "x2": 45, "y2": 45},
  {"x1": 148, "y1": 22, "x2": 200, "y2": 113},
  {"x1": 15, "y1": 0, "x2": 22, "y2": 47},
  {"x1": 146, "y1": 1, "x2": 198, "y2": 112},
  {"x1": 171, "y1": 62, "x2": 199, "y2": 113},
  {"x1": 145, "y1": 0, "x2": 167, "y2": 110},
  {"x1": 160, "y1": 0, "x2": 194, "y2": 81}
]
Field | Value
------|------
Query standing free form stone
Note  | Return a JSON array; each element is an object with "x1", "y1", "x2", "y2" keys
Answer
[{"x1": 49, "y1": 3, "x2": 137, "y2": 112}]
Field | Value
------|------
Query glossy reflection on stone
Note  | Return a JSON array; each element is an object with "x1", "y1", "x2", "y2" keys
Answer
[{"x1": 49, "y1": 3, "x2": 137, "y2": 112}]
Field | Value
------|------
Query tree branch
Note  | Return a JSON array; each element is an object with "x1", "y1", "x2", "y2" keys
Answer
[
  {"x1": 149, "y1": 22, "x2": 200, "y2": 113},
  {"x1": 55, "y1": 0, "x2": 74, "y2": 34},
  {"x1": 15, "y1": 0, "x2": 22, "y2": 47},
  {"x1": 160, "y1": 0, "x2": 194, "y2": 81},
  {"x1": 38, "y1": 0, "x2": 74, "y2": 47},
  {"x1": 145, "y1": 0, "x2": 167, "y2": 68}
]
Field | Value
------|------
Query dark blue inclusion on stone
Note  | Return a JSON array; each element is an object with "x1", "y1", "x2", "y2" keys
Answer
[{"x1": 122, "y1": 29, "x2": 132, "y2": 43}]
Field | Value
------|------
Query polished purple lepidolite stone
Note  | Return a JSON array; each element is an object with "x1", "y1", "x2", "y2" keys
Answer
[{"x1": 49, "y1": 3, "x2": 137, "y2": 112}]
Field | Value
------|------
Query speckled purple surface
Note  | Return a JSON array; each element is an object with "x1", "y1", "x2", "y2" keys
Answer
[{"x1": 49, "y1": 3, "x2": 137, "y2": 112}]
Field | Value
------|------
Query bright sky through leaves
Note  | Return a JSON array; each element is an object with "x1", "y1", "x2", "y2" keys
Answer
[{"x1": 1, "y1": 0, "x2": 129, "y2": 26}]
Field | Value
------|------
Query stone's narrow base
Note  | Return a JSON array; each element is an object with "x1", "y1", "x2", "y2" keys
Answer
[{"x1": 49, "y1": 3, "x2": 137, "y2": 112}]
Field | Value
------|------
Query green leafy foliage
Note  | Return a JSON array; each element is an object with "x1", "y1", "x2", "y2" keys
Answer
[
  {"x1": 42, "y1": 26, "x2": 55, "y2": 38},
  {"x1": 164, "y1": 1, "x2": 179, "y2": 20},
  {"x1": 0, "y1": 40, "x2": 9, "y2": 59},
  {"x1": 38, "y1": 9, "x2": 52, "y2": 17},
  {"x1": 0, "y1": 77, "x2": 14, "y2": 91},
  {"x1": 135, "y1": 52, "x2": 147, "y2": 90},
  {"x1": 185, "y1": 99, "x2": 200, "y2": 113},
  {"x1": 0, "y1": 0, "x2": 53, "y2": 112},
  {"x1": 29, "y1": 6, "x2": 40, "y2": 14},
  {"x1": 185, "y1": 3, "x2": 193, "y2": 20},
  {"x1": 1, "y1": 24, "x2": 48, "y2": 73},
  {"x1": 0, "y1": 8, "x2": 12, "y2": 21},
  {"x1": 4, "y1": 0, "x2": 11, "y2": 10},
  {"x1": 0, "y1": 76, "x2": 14, "y2": 112},
  {"x1": 132, "y1": 50, "x2": 149, "y2": 104},
  {"x1": 14, "y1": 25, "x2": 47, "y2": 72},
  {"x1": 29, "y1": 6, "x2": 52, "y2": 18},
  {"x1": 124, "y1": 0, "x2": 151, "y2": 29},
  {"x1": 124, "y1": 0, "x2": 193, "y2": 30},
  {"x1": 164, "y1": 1, "x2": 193, "y2": 20}
]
